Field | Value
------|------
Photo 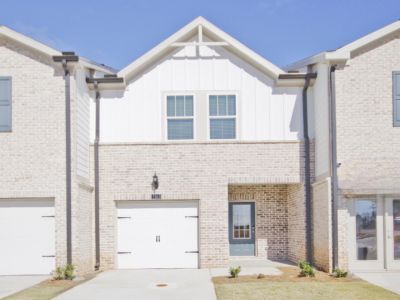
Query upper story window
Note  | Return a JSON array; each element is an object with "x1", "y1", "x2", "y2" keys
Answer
[
  {"x1": 0, "y1": 77, "x2": 12, "y2": 132},
  {"x1": 393, "y1": 72, "x2": 400, "y2": 127},
  {"x1": 209, "y1": 95, "x2": 236, "y2": 139},
  {"x1": 166, "y1": 95, "x2": 194, "y2": 140}
]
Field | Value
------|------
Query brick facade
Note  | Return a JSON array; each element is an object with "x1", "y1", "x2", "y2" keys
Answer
[
  {"x1": 94, "y1": 141, "x2": 306, "y2": 269},
  {"x1": 0, "y1": 38, "x2": 94, "y2": 274}
]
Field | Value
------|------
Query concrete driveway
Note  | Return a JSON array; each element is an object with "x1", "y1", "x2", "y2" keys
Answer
[
  {"x1": 355, "y1": 272, "x2": 400, "y2": 294},
  {"x1": 55, "y1": 269, "x2": 216, "y2": 300},
  {"x1": 0, "y1": 275, "x2": 48, "y2": 298}
]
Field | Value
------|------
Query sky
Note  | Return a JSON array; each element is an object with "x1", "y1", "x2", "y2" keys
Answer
[{"x1": 1, "y1": 0, "x2": 400, "y2": 70}]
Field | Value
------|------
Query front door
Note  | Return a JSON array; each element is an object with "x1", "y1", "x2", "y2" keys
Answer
[
  {"x1": 229, "y1": 202, "x2": 255, "y2": 256},
  {"x1": 348, "y1": 197, "x2": 400, "y2": 271}
]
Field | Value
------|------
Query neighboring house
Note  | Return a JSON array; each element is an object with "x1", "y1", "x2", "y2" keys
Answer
[
  {"x1": 287, "y1": 20, "x2": 400, "y2": 272},
  {"x1": 0, "y1": 26, "x2": 114, "y2": 275},
  {"x1": 0, "y1": 16, "x2": 398, "y2": 276}
]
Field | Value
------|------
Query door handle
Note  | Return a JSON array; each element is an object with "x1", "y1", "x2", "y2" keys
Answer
[{"x1": 156, "y1": 235, "x2": 160, "y2": 242}]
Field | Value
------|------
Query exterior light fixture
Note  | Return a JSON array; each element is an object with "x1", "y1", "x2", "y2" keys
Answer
[{"x1": 152, "y1": 173, "x2": 159, "y2": 193}]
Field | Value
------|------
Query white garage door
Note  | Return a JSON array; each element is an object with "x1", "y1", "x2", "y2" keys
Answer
[
  {"x1": 0, "y1": 199, "x2": 55, "y2": 275},
  {"x1": 117, "y1": 201, "x2": 198, "y2": 269}
]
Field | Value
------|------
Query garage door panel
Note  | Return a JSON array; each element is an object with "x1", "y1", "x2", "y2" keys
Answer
[
  {"x1": 0, "y1": 200, "x2": 55, "y2": 275},
  {"x1": 117, "y1": 201, "x2": 198, "y2": 269}
]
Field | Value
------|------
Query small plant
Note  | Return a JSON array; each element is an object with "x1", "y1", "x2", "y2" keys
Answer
[
  {"x1": 52, "y1": 264, "x2": 76, "y2": 280},
  {"x1": 53, "y1": 267, "x2": 64, "y2": 280},
  {"x1": 332, "y1": 268, "x2": 348, "y2": 278},
  {"x1": 229, "y1": 266, "x2": 241, "y2": 278},
  {"x1": 257, "y1": 273, "x2": 265, "y2": 279},
  {"x1": 298, "y1": 260, "x2": 315, "y2": 277}
]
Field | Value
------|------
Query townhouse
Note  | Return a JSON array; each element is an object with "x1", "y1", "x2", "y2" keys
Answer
[{"x1": 0, "y1": 16, "x2": 398, "y2": 275}]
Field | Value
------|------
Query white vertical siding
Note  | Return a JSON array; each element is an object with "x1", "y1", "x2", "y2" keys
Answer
[
  {"x1": 76, "y1": 69, "x2": 90, "y2": 179},
  {"x1": 93, "y1": 41, "x2": 304, "y2": 143}
]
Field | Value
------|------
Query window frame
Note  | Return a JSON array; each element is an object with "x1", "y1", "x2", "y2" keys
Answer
[
  {"x1": 0, "y1": 76, "x2": 12, "y2": 133},
  {"x1": 164, "y1": 94, "x2": 196, "y2": 141},
  {"x1": 393, "y1": 71, "x2": 400, "y2": 127},
  {"x1": 207, "y1": 93, "x2": 238, "y2": 141}
]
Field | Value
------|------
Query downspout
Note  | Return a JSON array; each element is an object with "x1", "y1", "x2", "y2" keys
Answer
[
  {"x1": 94, "y1": 81, "x2": 101, "y2": 271},
  {"x1": 86, "y1": 75, "x2": 124, "y2": 271},
  {"x1": 62, "y1": 59, "x2": 73, "y2": 265},
  {"x1": 302, "y1": 71, "x2": 313, "y2": 264},
  {"x1": 53, "y1": 52, "x2": 79, "y2": 266},
  {"x1": 328, "y1": 65, "x2": 339, "y2": 270}
]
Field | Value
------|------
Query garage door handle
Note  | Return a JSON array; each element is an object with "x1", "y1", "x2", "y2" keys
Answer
[
  {"x1": 42, "y1": 255, "x2": 55, "y2": 257},
  {"x1": 42, "y1": 215, "x2": 55, "y2": 218},
  {"x1": 118, "y1": 216, "x2": 131, "y2": 219},
  {"x1": 185, "y1": 251, "x2": 199, "y2": 253},
  {"x1": 118, "y1": 251, "x2": 132, "y2": 254},
  {"x1": 185, "y1": 216, "x2": 198, "y2": 218}
]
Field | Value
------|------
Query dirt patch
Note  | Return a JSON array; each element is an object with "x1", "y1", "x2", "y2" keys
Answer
[{"x1": 212, "y1": 267, "x2": 358, "y2": 284}]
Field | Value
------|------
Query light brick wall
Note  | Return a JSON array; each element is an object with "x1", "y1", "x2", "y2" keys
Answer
[
  {"x1": 229, "y1": 184, "x2": 288, "y2": 260},
  {"x1": 287, "y1": 184, "x2": 307, "y2": 263},
  {"x1": 312, "y1": 178, "x2": 332, "y2": 271},
  {"x1": 95, "y1": 141, "x2": 304, "y2": 269},
  {"x1": 0, "y1": 38, "x2": 94, "y2": 274},
  {"x1": 0, "y1": 38, "x2": 68, "y2": 268},
  {"x1": 335, "y1": 35, "x2": 400, "y2": 270}
]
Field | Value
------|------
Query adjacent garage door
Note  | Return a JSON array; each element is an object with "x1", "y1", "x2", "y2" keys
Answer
[
  {"x1": 0, "y1": 199, "x2": 55, "y2": 275},
  {"x1": 117, "y1": 201, "x2": 198, "y2": 269}
]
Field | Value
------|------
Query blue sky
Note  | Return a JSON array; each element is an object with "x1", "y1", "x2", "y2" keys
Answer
[{"x1": 1, "y1": 0, "x2": 399, "y2": 70}]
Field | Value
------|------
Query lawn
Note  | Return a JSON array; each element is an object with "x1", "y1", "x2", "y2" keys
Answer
[
  {"x1": 2, "y1": 275, "x2": 94, "y2": 300},
  {"x1": 213, "y1": 267, "x2": 400, "y2": 300}
]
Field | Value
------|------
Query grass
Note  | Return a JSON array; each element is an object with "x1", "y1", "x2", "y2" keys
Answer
[
  {"x1": 2, "y1": 275, "x2": 95, "y2": 300},
  {"x1": 213, "y1": 267, "x2": 400, "y2": 300}
]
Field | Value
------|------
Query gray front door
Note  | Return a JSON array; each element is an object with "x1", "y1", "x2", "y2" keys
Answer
[{"x1": 229, "y1": 202, "x2": 255, "y2": 256}]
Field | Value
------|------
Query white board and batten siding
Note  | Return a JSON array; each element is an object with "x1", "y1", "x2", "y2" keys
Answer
[
  {"x1": 76, "y1": 69, "x2": 91, "y2": 179},
  {"x1": 92, "y1": 41, "x2": 304, "y2": 143}
]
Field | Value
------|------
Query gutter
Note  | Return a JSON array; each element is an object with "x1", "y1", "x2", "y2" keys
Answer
[
  {"x1": 302, "y1": 70, "x2": 315, "y2": 264},
  {"x1": 53, "y1": 52, "x2": 79, "y2": 265},
  {"x1": 328, "y1": 65, "x2": 339, "y2": 270},
  {"x1": 86, "y1": 75, "x2": 124, "y2": 270}
]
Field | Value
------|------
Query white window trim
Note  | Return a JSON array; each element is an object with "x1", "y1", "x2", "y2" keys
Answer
[
  {"x1": 207, "y1": 92, "x2": 239, "y2": 141},
  {"x1": 164, "y1": 94, "x2": 196, "y2": 141}
]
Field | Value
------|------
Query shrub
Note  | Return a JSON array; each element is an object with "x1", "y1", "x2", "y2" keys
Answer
[
  {"x1": 257, "y1": 273, "x2": 265, "y2": 279},
  {"x1": 229, "y1": 266, "x2": 241, "y2": 278},
  {"x1": 52, "y1": 264, "x2": 76, "y2": 280},
  {"x1": 333, "y1": 268, "x2": 348, "y2": 278},
  {"x1": 53, "y1": 267, "x2": 64, "y2": 280},
  {"x1": 298, "y1": 261, "x2": 315, "y2": 277}
]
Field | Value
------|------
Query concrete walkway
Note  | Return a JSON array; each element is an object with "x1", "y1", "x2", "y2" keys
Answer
[
  {"x1": 355, "y1": 272, "x2": 400, "y2": 294},
  {"x1": 0, "y1": 275, "x2": 49, "y2": 299},
  {"x1": 210, "y1": 259, "x2": 290, "y2": 277},
  {"x1": 55, "y1": 269, "x2": 216, "y2": 300}
]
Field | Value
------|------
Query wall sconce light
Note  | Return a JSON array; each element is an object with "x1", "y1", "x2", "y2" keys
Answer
[{"x1": 152, "y1": 173, "x2": 159, "y2": 194}]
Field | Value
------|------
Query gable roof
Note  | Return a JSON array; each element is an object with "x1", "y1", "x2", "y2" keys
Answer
[
  {"x1": 118, "y1": 16, "x2": 285, "y2": 81},
  {"x1": 0, "y1": 25, "x2": 115, "y2": 74},
  {"x1": 285, "y1": 20, "x2": 400, "y2": 71}
]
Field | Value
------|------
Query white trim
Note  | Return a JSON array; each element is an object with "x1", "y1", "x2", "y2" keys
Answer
[
  {"x1": 164, "y1": 94, "x2": 196, "y2": 141},
  {"x1": 118, "y1": 16, "x2": 284, "y2": 81},
  {"x1": 285, "y1": 20, "x2": 400, "y2": 70},
  {"x1": 206, "y1": 92, "x2": 239, "y2": 141}
]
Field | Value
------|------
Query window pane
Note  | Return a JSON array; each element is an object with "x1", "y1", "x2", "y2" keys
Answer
[
  {"x1": 227, "y1": 95, "x2": 236, "y2": 115},
  {"x1": 176, "y1": 96, "x2": 185, "y2": 116},
  {"x1": 167, "y1": 119, "x2": 193, "y2": 140},
  {"x1": 393, "y1": 200, "x2": 400, "y2": 260},
  {"x1": 167, "y1": 96, "x2": 175, "y2": 117},
  {"x1": 0, "y1": 79, "x2": 10, "y2": 101},
  {"x1": 356, "y1": 200, "x2": 377, "y2": 260},
  {"x1": 210, "y1": 118, "x2": 236, "y2": 139},
  {"x1": 185, "y1": 96, "x2": 193, "y2": 116},
  {"x1": 232, "y1": 204, "x2": 251, "y2": 240},
  {"x1": 209, "y1": 96, "x2": 218, "y2": 116},
  {"x1": 218, "y1": 95, "x2": 227, "y2": 116},
  {"x1": 396, "y1": 99, "x2": 400, "y2": 122}
]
